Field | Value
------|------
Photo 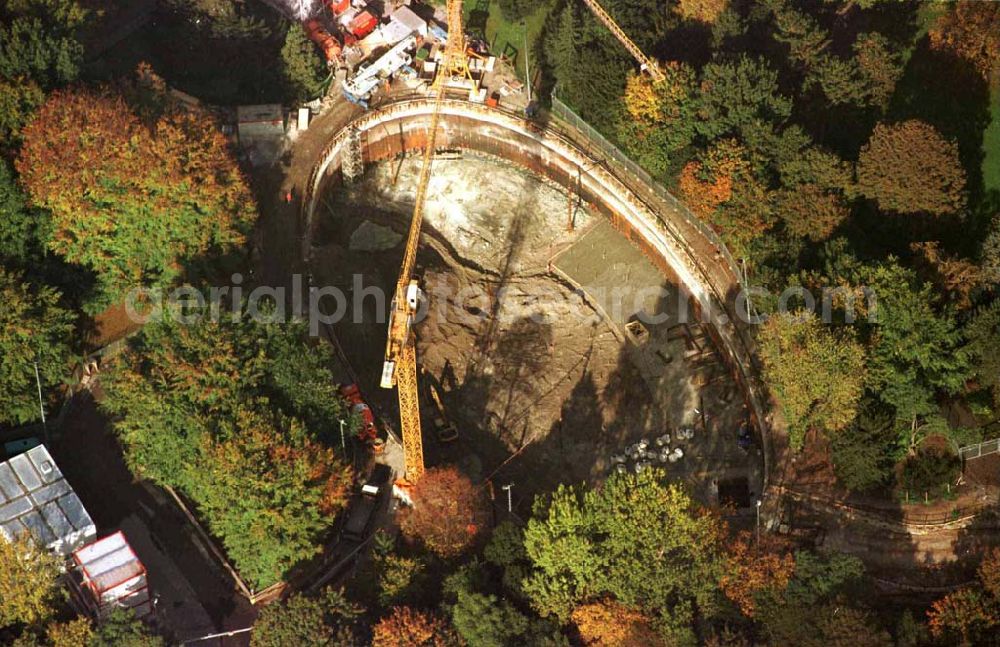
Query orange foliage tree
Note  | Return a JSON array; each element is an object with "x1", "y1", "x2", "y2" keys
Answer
[
  {"x1": 928, "y1": 547, "x2": 1000, "y2": 645},
  {"x1": 720, "y1": 531, "x2": 795, "y2": 617},
  {"x1": 773, "y1": 183, "x2": 849, "y2": 241},
  {"x1": 675, "y1": 0, "x2": 729, "y2": 24},
  {"x1": 571, "y1": 599, "x2": 664, "y2": 647},
  {"x1": 678, "y1": 139, "x2": 774, "y2": 255},
  {"x1": 399, "y1": 466, "x2": 489, "y2": 558},
  {"x1": 856, "y1": 120, "x2": 966, "y2": 216},
  {"x1": 929, "y1": 1, "x2": 1000, "y2": 81},
  {"x1": 371, "y1": 607, "x2": 458, "y2": 647},
  {"x1": 16, "y1": 84, "x2": 255, "y2": 309}
]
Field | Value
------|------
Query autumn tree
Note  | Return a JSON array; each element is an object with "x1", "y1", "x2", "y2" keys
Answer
[
  {"x1": 0, "y1": 533, "x2": 64, "y2": 628},
  {"x1": 720, "y1": 531, "x2": 795, "y2": 617},
  {"x1": 0, "y1": 269, "x2": 73, "y2": 426},
  {"x1": 17, "y1": 86, "x2": 256, "y2": 310},
  {"x1": 46, "y1": 618, "x2": 93, "y2": 647},
  {"x1": 678, "y1": 139, "x2": 774, "y2": 256},
  {"x1": 618, "y1": 62, "x2": 698, "y2": 177},
  {"x1": 571, "y1": 599, "x2": 663, "y2": 646},
  {"x1": 910, "y1": 241, "x2": 984, "y2": 310},
  {"x1": 856, "y1": 120, "x2": 966, "y2": 216},
  {"x1": 102, "y1": 310, "x2": 354, "y2": 587},
  {"x1": 189, "y1": 404, "x2": 353, "y2": 587},
  {"x1": 928, "y1": 548, "x2": 1000, "y2": 645},
  {"x1": 773, "y1": 183, "x2": 849, "y2": 241},
  {"x1": 372, "y1": 607, "x2": 459, "y2": 647},
  {"x1": 251, "y1": 588, "x2": 360, "y2": 647},
  {"x1": 675, "y1": 0, "x2": 728, "y2": 24},
  {"x1": 852, "y1": 33, "x2": 904, "y2": 109},
  {"x1": 400, "y1": 466, "x2": 489, "y2": 559},
  {"x1": 521, "y1": 469, "x2": 725, "y2": 643},
  {"x1": 759, "y1": 311, "x2": 866, "y2": 449},
  {"x1": 929, "y1": 1, "x2": 1000, "y2": 81},
  {"x1": 281, "y1": 24, "x2": 327, "y2": 103}
]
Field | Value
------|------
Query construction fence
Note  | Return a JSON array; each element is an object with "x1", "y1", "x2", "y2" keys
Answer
[{"x1": 960, "y1": 437, "x2": 1000, "y2": 461}]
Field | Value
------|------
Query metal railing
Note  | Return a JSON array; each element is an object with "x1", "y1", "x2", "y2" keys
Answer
[{"x1": 960, "y1": 437, "x2": 1000, "y2": 461}]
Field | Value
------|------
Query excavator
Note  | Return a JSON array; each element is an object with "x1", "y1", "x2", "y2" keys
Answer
[{"x1": 380, "y1": 0, "x2": 662, "y2": 483}]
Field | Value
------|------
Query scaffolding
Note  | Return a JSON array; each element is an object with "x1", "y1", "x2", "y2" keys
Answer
[{"x1": 341, "y1": 127, "x2": 364, "y2": 182}]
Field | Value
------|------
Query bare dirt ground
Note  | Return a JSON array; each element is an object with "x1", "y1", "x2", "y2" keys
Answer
[{"x1": 309, "y1": 155, "x2": 757, "y2": 509}]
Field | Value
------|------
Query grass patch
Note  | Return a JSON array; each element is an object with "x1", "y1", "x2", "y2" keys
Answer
[
  {"x1": 983, "y1": 80, "x2": 1000, "y2": 193},
  {"x1": 465, "y1": 0, "x2": 548, "y2": 82}
]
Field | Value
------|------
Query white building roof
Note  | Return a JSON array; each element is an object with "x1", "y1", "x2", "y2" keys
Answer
[
  {"x1": 74, "y1": 531, "x2": 144, "y2": 594},
  {"x1": 0, "y1": 445, "x2": 96, "y2": 555}
]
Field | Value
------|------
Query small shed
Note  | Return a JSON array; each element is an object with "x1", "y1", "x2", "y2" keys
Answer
[
  {"x1": 236, "y1": 104, "x2": 285, "y2": 143},
  {"x1": 0, "y1": 445, "x2": 96, "y2": 555},
  {"x1": 72, "y1": 531, "x2": 152, "y2": 619}
]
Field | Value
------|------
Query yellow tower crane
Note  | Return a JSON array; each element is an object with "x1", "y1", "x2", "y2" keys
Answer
[
  {"x1": 580, "y1": 0, "x2": 664, "y2": 82},
  {"x1": 380, "y1": 0, "x2": 471, "y2": 483},
  {"x1": 381, "y1": 0, "x2": 659, "y2": 484}
]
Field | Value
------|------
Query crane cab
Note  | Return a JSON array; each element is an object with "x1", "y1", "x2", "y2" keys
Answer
[
  {"x1": 380, "y1": 360, "x2": 396, "y2": 389},
  {"x1": 406, "y1": 281, "x2": 422, "y2": 313}
]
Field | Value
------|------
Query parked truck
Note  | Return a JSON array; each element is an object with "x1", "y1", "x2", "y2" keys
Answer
[{"x1": 340, "y1": 464, "x2": 391, "y2": 542}]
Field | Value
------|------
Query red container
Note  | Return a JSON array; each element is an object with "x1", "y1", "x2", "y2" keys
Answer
[
  {"x1": 327, "y1": 0, "x2": 351, "y2": 15},
  {"x1": 349, "y1": 10, "x2": 378, "y2": 39}
]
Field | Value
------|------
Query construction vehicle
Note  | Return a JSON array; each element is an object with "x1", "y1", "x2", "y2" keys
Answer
[
  {"x1": 300, "y1": 0, "x2": 357, "y2": 65},
  {"x1": 427, "y1": 381, "x2": 459, "y2": 443},
  {"x1": 303, "y1": 18, "x2": 343, "y2": 63},
  {"x1": 340, "y1": 384, "x2": 378, "y2": 442},
  {"x1": 340, "y1": 464, "x2": 391, "y2": 542}
]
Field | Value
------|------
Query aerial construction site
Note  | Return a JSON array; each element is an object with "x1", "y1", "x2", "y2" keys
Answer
[
  {"x1": 261, "y1": 0, "x2": 767, "y2": 506},
  {"x1": 7, "y1": 0, "x2": 994, "y2": 642}
]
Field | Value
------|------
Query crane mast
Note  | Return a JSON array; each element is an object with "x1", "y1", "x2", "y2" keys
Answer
[
  {"x1": 381, "y1": 0, "x2": 470, "y2": 483},
  {"x1": 580, "y1": 0, "x2": 664, "y2": 83}
]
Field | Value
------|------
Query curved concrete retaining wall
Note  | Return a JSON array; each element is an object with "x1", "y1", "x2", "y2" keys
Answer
[{"x1": 302, "y1": 96, "x2": 774, "y2": 491}]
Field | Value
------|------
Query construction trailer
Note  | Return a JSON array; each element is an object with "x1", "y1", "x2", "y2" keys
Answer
[
  {"x1": 70, "y1": 531, "x2": 152, "y2": 619},
  {"x1": 0, "y1": 445, "x2": 96, "y2": 556}
]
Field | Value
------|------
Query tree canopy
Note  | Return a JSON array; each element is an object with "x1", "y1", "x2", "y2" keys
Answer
[
  {"x1": 0, "y1": 269, "x2": 73, "y2": 426},
  {"x1": 400, "y1": 466, "x2": 489, "y2": 559},
  {"x1": 101, "y1": 310, "x2": 354, "y2": 587},
  {"x1": 17, "y1": 86, "x2": 256, "y2": 310},
  {"x1": 0, "y1": 532, "x2": 64, "y2": 628},
  {"x1": 856, "y1": 120, "x2": 967, "y2": 216},
  {"x1": 759, "y1": 311, "x2": 866, "y2": 450},
  {"x1": 521, "y1": 470, "x2": 725, "y2": 643}
]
